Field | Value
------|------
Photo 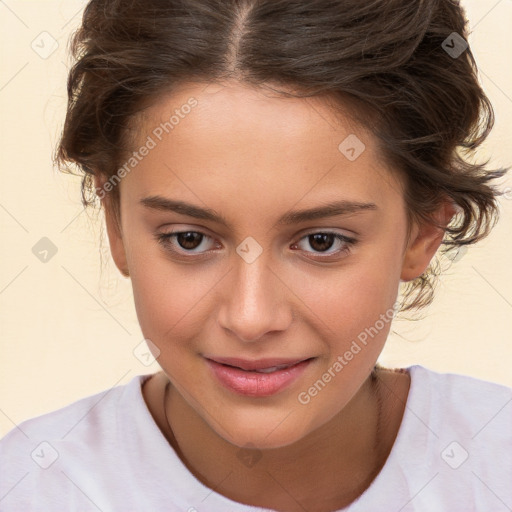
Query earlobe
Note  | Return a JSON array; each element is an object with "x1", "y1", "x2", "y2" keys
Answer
[
  {"x1": 400, "y1": 223, "x2": 443, "y2": 282},
  {"x1": 400, "y1": 200, "x2": 457, "y2": 282},
  {"x1": 93, "y1": 175, "x2": 130, "y2": 278}
]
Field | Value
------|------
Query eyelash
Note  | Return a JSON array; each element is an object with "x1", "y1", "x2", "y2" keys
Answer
[{"x1": 155, "y1": 229, "x2": 357, "y2": 260}]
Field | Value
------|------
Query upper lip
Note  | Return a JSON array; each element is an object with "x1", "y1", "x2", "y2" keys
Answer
[{"x1": 205, "y1": 356, "x2": 313, "y2": 371}]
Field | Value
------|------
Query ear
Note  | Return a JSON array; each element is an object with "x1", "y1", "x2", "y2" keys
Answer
[
  {"x1": 401, "y1": 199, "x2": 457, "y2": 282},
  {"x1": 94, "y1": 175, "x2": 130, "y2": 278}
]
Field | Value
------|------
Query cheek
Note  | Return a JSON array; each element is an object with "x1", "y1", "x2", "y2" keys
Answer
[
  {"x1": 289, "y1": 255, "x2": 401, "y2": 424},
  {"x1": 130, "y1": 258, "x2": 215, "y2": 341},
  {"x1": 290, "y1": 246, "x2": 402, "y2": 339},
  {"x1": 127, "y1": 233, "x2": 233, "y2": 361}
]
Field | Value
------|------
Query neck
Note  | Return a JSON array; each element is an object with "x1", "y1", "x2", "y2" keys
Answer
[{"x1": 158, "y1": 367, "x2": 404, "y2": 512}]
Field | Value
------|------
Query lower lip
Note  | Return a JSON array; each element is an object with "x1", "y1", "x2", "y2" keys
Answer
[{"x1": 205, "y1": 358, "x2": 313, "y2": 397}]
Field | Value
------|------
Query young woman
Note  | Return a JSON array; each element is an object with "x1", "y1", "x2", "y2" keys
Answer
[{"x1": 1, "y1": 0, "x2": 511, "y2": 510}]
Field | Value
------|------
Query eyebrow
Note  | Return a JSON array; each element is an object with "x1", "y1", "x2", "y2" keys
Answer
[{"x1": 140, "y1": 196, "x2": 377, "y2": 227}]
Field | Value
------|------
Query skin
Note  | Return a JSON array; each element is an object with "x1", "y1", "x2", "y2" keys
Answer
[{"x1": 96, "y1": 81, "x2": 454, "y2": 511}]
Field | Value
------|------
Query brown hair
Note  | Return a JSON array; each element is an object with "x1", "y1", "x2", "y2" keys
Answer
[{"x1": 54, "y1": 0, "x2": 509, "y2": 312}]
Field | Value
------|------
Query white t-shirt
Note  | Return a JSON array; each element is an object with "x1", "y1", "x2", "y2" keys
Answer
[{"x1": 1, "y1": 365, "x2": 511, "y2": 511}]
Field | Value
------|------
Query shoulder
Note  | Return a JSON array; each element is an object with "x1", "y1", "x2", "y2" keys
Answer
[
  {"x1": 357, "y1": 366, "x2": 512, "y2": 510},
  {"x1": 399, "y1": 365, "x2": 512, "y2": 508},
  {"x1": 409, "y1": 365, "x2": 512, "y2": 433},
  {"x1": 406, "y1": 365, "x2": 512, "y2": 450},
  {"x1": 1, "y1": 375, "x2": 141, "y2": 447},
  {"x1": 0, "y1": 374, "x2": 150, "y2": 510}
]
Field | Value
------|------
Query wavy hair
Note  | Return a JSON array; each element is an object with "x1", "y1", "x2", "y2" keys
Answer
[{"x1": 55, "y1": 0, "x2": 509, "y2": 312}]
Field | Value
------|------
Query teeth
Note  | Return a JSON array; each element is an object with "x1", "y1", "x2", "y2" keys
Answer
[
  {"x1": 254, "y1": 366, "x2": 281, "y2": 373},
  {"x1": 253, "y1": 364, "x2": 294, "y2": 373},
  {"x1": 220, "y1": 360, "x2": 307, "y2": 372}
]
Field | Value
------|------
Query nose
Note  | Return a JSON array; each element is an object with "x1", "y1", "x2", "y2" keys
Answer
[{"x1": 217, "y1": 254, "x2": 293, "y2": 343}]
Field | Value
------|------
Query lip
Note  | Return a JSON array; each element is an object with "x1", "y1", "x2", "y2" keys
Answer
[
  {"x1": 205, "y1": 356, "x2": 315, "y2": 397},
  {"x1": 206, "y1": 356, "x2": 311, "y2": 371}
]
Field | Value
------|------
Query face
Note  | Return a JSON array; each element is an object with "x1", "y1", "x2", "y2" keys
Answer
[{"x1": 101, "y1": 81, "x2": 442, "y2": 449}]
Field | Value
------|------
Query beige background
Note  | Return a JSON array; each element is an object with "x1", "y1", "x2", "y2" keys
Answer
[{"x1": 0, "y1": 0, "x2": 511, "y2": 437}]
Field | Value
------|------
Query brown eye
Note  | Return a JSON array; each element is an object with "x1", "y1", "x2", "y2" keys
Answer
[
  {"x1": 292, "y1": 231, "x2": 357, "y2": 259},
  {"x1": 307, "y1": 233, "x2": 336, "y2": 252},
  {"x1": 156, "y1": 230, "x2": 216, "y2": 255},
  {"x1": 175, "y1": 232, "x2": 203, "y2": 250}
]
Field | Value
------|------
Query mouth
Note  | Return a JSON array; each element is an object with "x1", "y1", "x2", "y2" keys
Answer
[
  {"x1": 205, "y1": 356, "x2": 315, "y2": 372},
  {"x1": 204, "y1": 356, "x2": 316, "y2": 397}
]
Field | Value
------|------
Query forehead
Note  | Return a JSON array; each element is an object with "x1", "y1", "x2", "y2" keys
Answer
[
  {"x1": 136, "y1": 81, "x2": 366, "y2": 149},
  {"x1": 121, "y1": 81, "x2": 403, "y2": 209}
]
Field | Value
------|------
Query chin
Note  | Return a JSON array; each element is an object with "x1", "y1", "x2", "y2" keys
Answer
[{"x1": 213, "y1": 410, "x2": 315, "y2": 451}]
